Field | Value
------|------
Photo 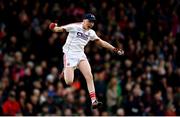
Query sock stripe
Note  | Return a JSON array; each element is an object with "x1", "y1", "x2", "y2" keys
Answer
[
  {"x1": 89, "y1": 92, "x2": 96, "y2": 99},
  {"x1": 90, "y1": 93, "x2": 96, "y2": 97}
]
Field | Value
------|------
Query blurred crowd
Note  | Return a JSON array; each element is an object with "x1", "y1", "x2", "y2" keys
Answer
[{"x1": 0, "y1": 0, "x2": 180, "y2": 116}]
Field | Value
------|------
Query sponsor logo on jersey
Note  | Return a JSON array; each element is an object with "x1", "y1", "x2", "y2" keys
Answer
[{"x1": 76, "y1": 32, "x2": 88, "y2": 40}]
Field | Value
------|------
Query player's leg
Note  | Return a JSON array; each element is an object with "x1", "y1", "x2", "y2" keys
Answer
[
  {"x1": 78, "y1": 60, "x2": 102, "y2": 108},
  {"x1": 64, "y1": 67, "x2": 74, "y2": 85},
  {"x1": 63, "y1": 54, "x2": 75, "y2": 85}
]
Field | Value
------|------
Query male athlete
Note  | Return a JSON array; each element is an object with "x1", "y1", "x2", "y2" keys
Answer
[{"x1": 49, "y1": 13, "x2": 124, "y2": 109}]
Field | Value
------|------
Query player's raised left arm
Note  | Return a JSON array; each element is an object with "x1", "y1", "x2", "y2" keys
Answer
[{"x1": 94, "y1": 39, "x2": 124, "y2": 55}]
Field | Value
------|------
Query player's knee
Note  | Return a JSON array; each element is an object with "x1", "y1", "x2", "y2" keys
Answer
[
  {"x1": 65, "y1": 80, "x2": 73, "y2": 85},
  {"x1": 64, "y1": 77, "x2": 74, "y2": 85},
  {"x1": 64, "y1": 70, "x2": 74, "y2": 85}
]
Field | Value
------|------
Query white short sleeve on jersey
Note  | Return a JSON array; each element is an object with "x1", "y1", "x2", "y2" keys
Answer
[
  {"x1": 61, "y1": 23, "x2": 76, "y2": 32},
  {"x1": 89, "y1": 30, "x2": 100, "y2": 41}
]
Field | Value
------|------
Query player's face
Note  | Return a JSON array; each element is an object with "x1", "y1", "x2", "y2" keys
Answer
[{"x1": 83, "y1": 19, "x2": 94, "y2": 30}]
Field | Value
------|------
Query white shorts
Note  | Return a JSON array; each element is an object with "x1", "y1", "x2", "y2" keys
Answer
[{"x1": 63, "y1": 52, "x2": 87, "y2": 69}]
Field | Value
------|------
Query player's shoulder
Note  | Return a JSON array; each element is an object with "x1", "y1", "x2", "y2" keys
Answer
[
  {"x1": 88, "y1": 28, "x2": 96, "y2": 34},
  {"x1": 68, "y1": 22, "x2": 82, "y2": 27}
]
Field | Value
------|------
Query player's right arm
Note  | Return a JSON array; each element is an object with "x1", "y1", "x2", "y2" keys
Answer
[
  {"x1": 49, "y1": 23, "x2": 65, "y2": 32},
  {"x1": 49, "y1": 22, "x2": 78, "y2": 32}
]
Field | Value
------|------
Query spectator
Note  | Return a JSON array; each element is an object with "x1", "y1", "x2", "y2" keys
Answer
[
  {"x1": 2, "y1": 91, "x2": 21, "y2": 115},
  {"x1": 106, "y1": 77, "x2": 121, "y2": 114}
]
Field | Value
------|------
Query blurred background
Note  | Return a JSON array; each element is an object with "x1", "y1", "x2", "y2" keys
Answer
[{"x1": 0, "y1": 0, "x2": 180, "y2": 116}]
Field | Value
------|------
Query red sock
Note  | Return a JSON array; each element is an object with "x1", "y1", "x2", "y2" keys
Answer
[{"x1": 89, "y1": 91, "x2": 96, "y2": 103}]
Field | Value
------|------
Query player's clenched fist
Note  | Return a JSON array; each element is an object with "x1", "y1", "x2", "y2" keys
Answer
[
  {"x1": 49, "y1": 23, "x2": 57, "y2": 30},
  {"x1": 113, "y1": 48, "x2": 124, "y2": 55}
]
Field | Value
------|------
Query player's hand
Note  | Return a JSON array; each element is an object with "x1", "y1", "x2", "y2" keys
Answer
[
  {"x1": 49, "y1": 22, "x2": 57, "y2": 30},
  {"x1": 113, "y1": 48, "x2": 124, "y2": 55}
]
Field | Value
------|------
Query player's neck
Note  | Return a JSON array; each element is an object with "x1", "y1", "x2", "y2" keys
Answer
[{"x1": 82, "y1": 23, "x2": 90, "y2": 31}]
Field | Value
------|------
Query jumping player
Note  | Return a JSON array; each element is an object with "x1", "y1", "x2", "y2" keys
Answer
[{"x1": 49, "y1": 13, "x2": 124, "y2": 109}]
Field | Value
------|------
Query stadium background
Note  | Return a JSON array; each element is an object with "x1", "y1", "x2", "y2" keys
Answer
[{"x1": 0, "y1": 0, "x2": 180, "y2": 116}]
